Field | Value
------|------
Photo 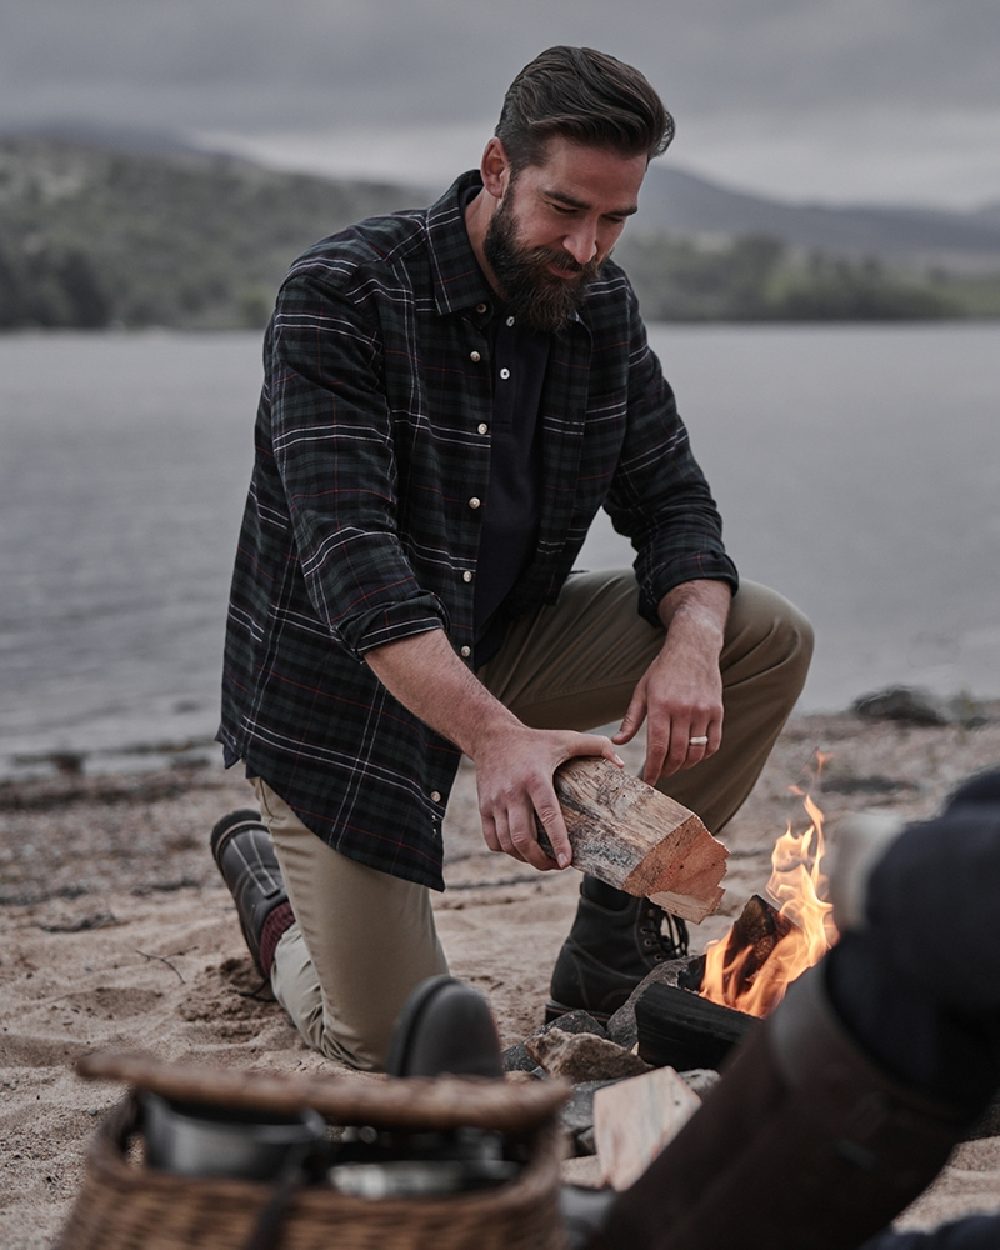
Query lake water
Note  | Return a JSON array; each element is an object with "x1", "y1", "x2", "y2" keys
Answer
[{"x1": 1, "y1": 324, "x2": 998, "y2": 778}]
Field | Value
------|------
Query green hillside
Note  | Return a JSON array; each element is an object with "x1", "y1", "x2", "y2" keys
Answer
[{"x1": 1, "y1": 137, "x2": 998, "y2": 330}]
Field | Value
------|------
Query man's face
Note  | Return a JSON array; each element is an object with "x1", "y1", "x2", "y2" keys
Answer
[{"x1": 482, "y1": 137, "x2": 647, "y2": 333}]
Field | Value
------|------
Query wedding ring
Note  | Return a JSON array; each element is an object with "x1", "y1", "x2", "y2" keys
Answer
[{"x1": 688, "y1": 735, "x2": 709, "y2": 746}]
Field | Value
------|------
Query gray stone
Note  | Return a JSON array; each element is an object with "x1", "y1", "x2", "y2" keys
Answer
[
  {"x1": 606, "y1": 955, "x2": 704, "y2": 1052},
  {"x1": 526, "y1": 1028, "x2": 650, "y2": 1083},
  {"x1": 561, "y1": 1079, "x2": 618, "y2": 1134},
  {"x1": 678, "y1": 1068, "x2": 720, "y2": 1097},
  {"x1": 851, "y1": 686, "x2": 953, "y2": 727},
  {"x1": 503, "y1": 1010, "x2": 607, "y2": 1073}
]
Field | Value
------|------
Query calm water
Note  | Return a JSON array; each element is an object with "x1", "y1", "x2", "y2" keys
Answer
[{"x1": 2, "y1": 325, "x2": 998, "y2": 777}]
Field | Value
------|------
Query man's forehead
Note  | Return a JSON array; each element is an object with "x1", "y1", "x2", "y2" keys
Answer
[{"x1": 520, "y1": 137, "x2": 647, "y2": 211}]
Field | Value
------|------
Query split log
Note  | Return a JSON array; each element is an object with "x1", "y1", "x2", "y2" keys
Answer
[
  {"x1": 536, "y1": 757, "x2": 727, "y2": 923},
  {"x1": 635, "y1": 981, "x2": 755, "y2": 1070},
  {"x1": 594, "y1": 1067, "x2": 701, "y2": 1190}
]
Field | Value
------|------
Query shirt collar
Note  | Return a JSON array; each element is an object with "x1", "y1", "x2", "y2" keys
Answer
[{"x1": 424, "y1": 171, "x2": 495, "y2": 317}]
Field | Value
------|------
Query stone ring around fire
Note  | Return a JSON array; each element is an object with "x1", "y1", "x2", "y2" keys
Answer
[{"x1": 688, "y1": 735, "x2": 709, "y2": 746}]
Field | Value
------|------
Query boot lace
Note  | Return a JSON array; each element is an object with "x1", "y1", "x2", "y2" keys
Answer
[{"x1": 638, "y1": 901, "x2": 689, "y2": 962}]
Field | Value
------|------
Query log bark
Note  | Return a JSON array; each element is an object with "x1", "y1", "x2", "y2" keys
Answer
[
  {"x1": 536, "y1": 758, "x2": 727, "y2": 923},
  {"x1": 594, "y1": 1067, "x2": 701, "y2": 1189}
]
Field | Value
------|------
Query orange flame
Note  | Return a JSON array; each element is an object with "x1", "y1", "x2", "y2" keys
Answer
[{"x1": 700, "y1": 793, "x2": 838, "y2": 1017}]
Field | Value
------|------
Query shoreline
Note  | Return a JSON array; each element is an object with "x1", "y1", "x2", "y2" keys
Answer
[{"x1": 3, "y1": 703, "x2": 1000, "y2": 1245}]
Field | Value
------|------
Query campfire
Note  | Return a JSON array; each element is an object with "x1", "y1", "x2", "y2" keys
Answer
[{"x1": 699, "y1": 787, "x2": 838, "y2": 1018}]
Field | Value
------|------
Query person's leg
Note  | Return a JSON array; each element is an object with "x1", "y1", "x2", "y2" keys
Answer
[
  {"x1": 479, "y1": 570, "x2": 812, "y2": 1018},
  {"x1": 479, "y1": 570, "x2": 813, "y2": 834},
  {"x1": 252, "y1": 779, "x2": 449, "y2": 1070}
]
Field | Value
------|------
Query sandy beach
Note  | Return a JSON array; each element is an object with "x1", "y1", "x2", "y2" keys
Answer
[{"x1": 2, "y1": 705, "x2": 1000, "y2": 1247}]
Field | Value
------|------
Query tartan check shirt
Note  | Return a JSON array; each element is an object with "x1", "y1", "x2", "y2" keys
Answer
[{"x1": 218, "y1": 171, "x2": 738, "y2": 890}]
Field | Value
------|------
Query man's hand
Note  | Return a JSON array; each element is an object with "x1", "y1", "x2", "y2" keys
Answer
[
  {"x1": 614, "y1": 580, "x2": 730, "y2": 785},
  {"x1": 473, "y1": 726, "x2": 624, "y2": 871},
  {"x1": 364, "y1": 628, "x2": 624, "y2": 874}
]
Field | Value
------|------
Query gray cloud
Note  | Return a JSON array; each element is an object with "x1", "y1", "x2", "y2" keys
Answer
[{"x1": 3, "y1": 0, "x2": 999, "y2": 206}]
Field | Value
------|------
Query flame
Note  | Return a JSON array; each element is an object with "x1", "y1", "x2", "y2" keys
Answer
[{"x1": 700, "y1": 792, "x2": 838, "y2": 1017}]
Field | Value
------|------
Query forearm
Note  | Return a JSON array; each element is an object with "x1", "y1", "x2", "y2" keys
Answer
[
  {"x1": 656, "y1": 579, "x2": 731, "y2": 654},
  {"x1": 364, "y1": 628, "x2": 519, "y2": 761}
]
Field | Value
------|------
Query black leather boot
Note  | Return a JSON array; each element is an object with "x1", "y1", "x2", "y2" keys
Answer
[
  {"x1": 548, "y1": 876, "x2": 688, "y2": 1022},
  {"x1": 210, "y1": 809, "x2": 290, "y2": 977},
  {"x1": 589, "y1": 964, "x2": 972, "y2": 1250}
]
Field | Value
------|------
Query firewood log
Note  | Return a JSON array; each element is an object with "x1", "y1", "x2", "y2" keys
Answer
[{"x1": 535, "y1": 758, "x2": 727, "y2": 923}]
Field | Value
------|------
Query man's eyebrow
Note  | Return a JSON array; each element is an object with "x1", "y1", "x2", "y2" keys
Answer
[{"x1": 543, "y1": 189, "x2": 638, "y2": 216}]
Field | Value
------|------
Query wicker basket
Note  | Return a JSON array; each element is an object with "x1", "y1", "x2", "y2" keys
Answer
[{"x1": 58, "y1": 1052, "x2": 569, "y2": 1250}]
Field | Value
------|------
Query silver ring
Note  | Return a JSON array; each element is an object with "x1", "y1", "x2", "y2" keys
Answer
[{"x1": 688, "y1": 735, "x2": 709, "y2": 746}]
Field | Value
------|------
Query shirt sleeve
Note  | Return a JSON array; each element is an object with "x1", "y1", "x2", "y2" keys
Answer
[
  {"x1": 603, "y1": 287, "x2": 739, "y2": 626},
  {"x1": 266, "y1": 265, "x2": 449, "y2": 658}
]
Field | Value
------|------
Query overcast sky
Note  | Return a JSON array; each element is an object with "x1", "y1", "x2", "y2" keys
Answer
[{"x1": 4, "y1": 0, "x2": 999, "y2": 209}]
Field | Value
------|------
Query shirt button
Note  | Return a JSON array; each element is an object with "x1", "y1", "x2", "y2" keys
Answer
[
  {"x1": 460, "y1": 645, "x2": 471, "y2": 658},
  {"x1": 506, "y1": 315, "x2": 515, "y2": 327},
  {"x1": 499, "y1": 367, "x2": 511, "y2": 381},
  {"x1": 430, "y1": 790, "x2": 442, "y2": 803},
  {"x1": 468, "y1": 496, "x2": 481, "y2": 510},
  {"x1": 477, "y1": 422, "x2": 488, "y2": 435},
  {"x1": 462, "y1": 570, "x2": 473, "y2": 583},
  {"x1": 469, "y1": 350, "x2": 481, "y2": 363},
  {"x1": 475, "y1": 303, "x2": 487, "y2": 315}
]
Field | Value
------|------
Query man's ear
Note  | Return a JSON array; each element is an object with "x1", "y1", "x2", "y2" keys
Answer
[{"x1": 480, "y1": 138, "x2": 510, "y2": 201}]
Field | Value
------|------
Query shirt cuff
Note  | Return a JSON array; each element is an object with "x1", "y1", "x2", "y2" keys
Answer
[{"x1": 638, "y1": 553, "x2": 739, "y2": 627}]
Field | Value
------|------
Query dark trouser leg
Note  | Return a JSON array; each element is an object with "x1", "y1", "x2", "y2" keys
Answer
[{"x1": 479, "y1": 571, "x2": 813, "y2": 1020}]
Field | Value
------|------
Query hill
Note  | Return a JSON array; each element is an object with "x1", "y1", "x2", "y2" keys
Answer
[{"x1": 1, "y1": 133, "x2": 998, "y2": 329}]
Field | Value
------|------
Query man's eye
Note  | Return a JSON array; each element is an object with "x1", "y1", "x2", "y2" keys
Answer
[{"x1": 549, "y1": 203, "x2": 576, "y2": 215}]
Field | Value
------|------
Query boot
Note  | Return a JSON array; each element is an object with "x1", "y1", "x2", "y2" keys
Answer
[
  {"x1": 548, "y1": 876, "x2": 688, "y2": 1022},
  {"x1": 210, "y1": 809, "x2": 292, "y2": 978},
  {"x1": 589, "y1": 964, "x2": 972, "y2": 1250}
]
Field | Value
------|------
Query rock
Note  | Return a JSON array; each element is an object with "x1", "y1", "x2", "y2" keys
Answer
[
  {"x1": 605, "y1": 955, "x2": 703, "y2": 1051},
  {"x1": 820, "y1": 773, "x2": 920, "y2": 796},
  {"x1": 561, "y1": 1080, "x2": 619, "y2": 1136},
  {"x1": 526, "y1": 1028, "x2": 650, "y2": 1082},
  {"x1": 678, "y1": 1068, "x2": 720, "y2": 1098},
  {"x1": 503, "y1": 1010, "x2": 607, "y2": 1073},
  {"x1": 851, "y1": 686, "x2": 952, "y2": 727}
]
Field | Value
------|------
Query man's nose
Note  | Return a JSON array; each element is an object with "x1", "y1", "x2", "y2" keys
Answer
[{"x1": 562, "y1": 224, "x2": 598, "y2": 266}]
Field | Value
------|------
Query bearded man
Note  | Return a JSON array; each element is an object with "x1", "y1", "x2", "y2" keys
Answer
[{"x1": 213, "y1": 45, "x2": 813, "y2": 1069}]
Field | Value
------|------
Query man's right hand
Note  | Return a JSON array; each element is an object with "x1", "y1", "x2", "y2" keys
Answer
[
  {"x1": 364, "y1": 628, "x2": 622, "y2": 873},
  {"x1": 472, "y1": 725, "x2": 624, "y2": 871}
]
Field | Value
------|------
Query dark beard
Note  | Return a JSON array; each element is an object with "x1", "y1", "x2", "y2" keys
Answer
[{"x1": 482, "y1": 198, "x2": 601, "y2": 333}]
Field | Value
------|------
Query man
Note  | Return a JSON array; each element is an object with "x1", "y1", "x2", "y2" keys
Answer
[{"x1": 212, "y1": 46, "x2": 813, "y2": 1069}]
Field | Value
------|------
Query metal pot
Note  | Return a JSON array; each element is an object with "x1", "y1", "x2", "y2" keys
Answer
[{"x1": 141, "y1": 1092, "x2": 327, "y2": 1181}]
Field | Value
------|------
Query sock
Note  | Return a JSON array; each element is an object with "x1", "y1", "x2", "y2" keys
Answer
[{"x1": 259, "y1": 901, "x2": 295, "y2": 977}]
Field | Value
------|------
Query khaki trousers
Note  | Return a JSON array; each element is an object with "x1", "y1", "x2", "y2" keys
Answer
[{"x1": 257, "y1": 573, "x2": 813, "y2": 1068}]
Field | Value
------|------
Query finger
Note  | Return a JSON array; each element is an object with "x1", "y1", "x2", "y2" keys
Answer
[
  {"x1": 569, "y1": 733, "x2": 626, "y2": 768},
  {"x1": 613, "y1": 689, "x2": 647, "y2": 745},
  {"x1": 509, "y1": 799, "x2": 559, "y2": 871},
  {"x1": 682, "y1": 722, "x2": 711, "y2": 769},
  {"x1": 642, "y1": 719, "x2": 671, "y2": 785},
  {"x1": 481, "y1": 811, "x2": 501, "y2": 854},
  {"x1": 663, "y1": 716, "x2": 695, "y2": 777},
  {"x1": 493, "y1": 809, "x2": 526, "y2": 863},
  {"x1": 707, "y1": 713, "x2": 724, "y2": 756},
  {"x1": 528, "y1": 781, "x2": 572, "y2": 869}
]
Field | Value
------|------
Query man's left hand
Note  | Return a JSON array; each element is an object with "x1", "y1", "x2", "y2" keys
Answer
[{"x1": 613, "y1": 580, "x2": 730, "y2": 785}]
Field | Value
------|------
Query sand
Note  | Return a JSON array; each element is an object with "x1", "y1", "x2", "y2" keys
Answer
[{"x1": 2, "y1": 707, "x2": 1000, "y2": 1246}]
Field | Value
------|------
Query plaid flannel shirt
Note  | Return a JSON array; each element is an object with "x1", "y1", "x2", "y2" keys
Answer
[{"x1": 218, "y1": 171, "x2": 738, "y2": 890}]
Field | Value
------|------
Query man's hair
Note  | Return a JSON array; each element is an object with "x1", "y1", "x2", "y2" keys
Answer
[{"x1": 495, "y1": 46, "x2": 674, "y2": 172}]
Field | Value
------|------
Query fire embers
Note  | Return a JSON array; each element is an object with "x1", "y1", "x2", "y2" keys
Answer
[{"x1": 700, "y1": 794, "x2": 838, "y2": 1018}]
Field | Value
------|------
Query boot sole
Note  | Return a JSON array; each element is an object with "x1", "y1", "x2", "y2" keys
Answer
[{"x1": 545, "y1": 1000, "x2": 613, "y2": 1027}]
